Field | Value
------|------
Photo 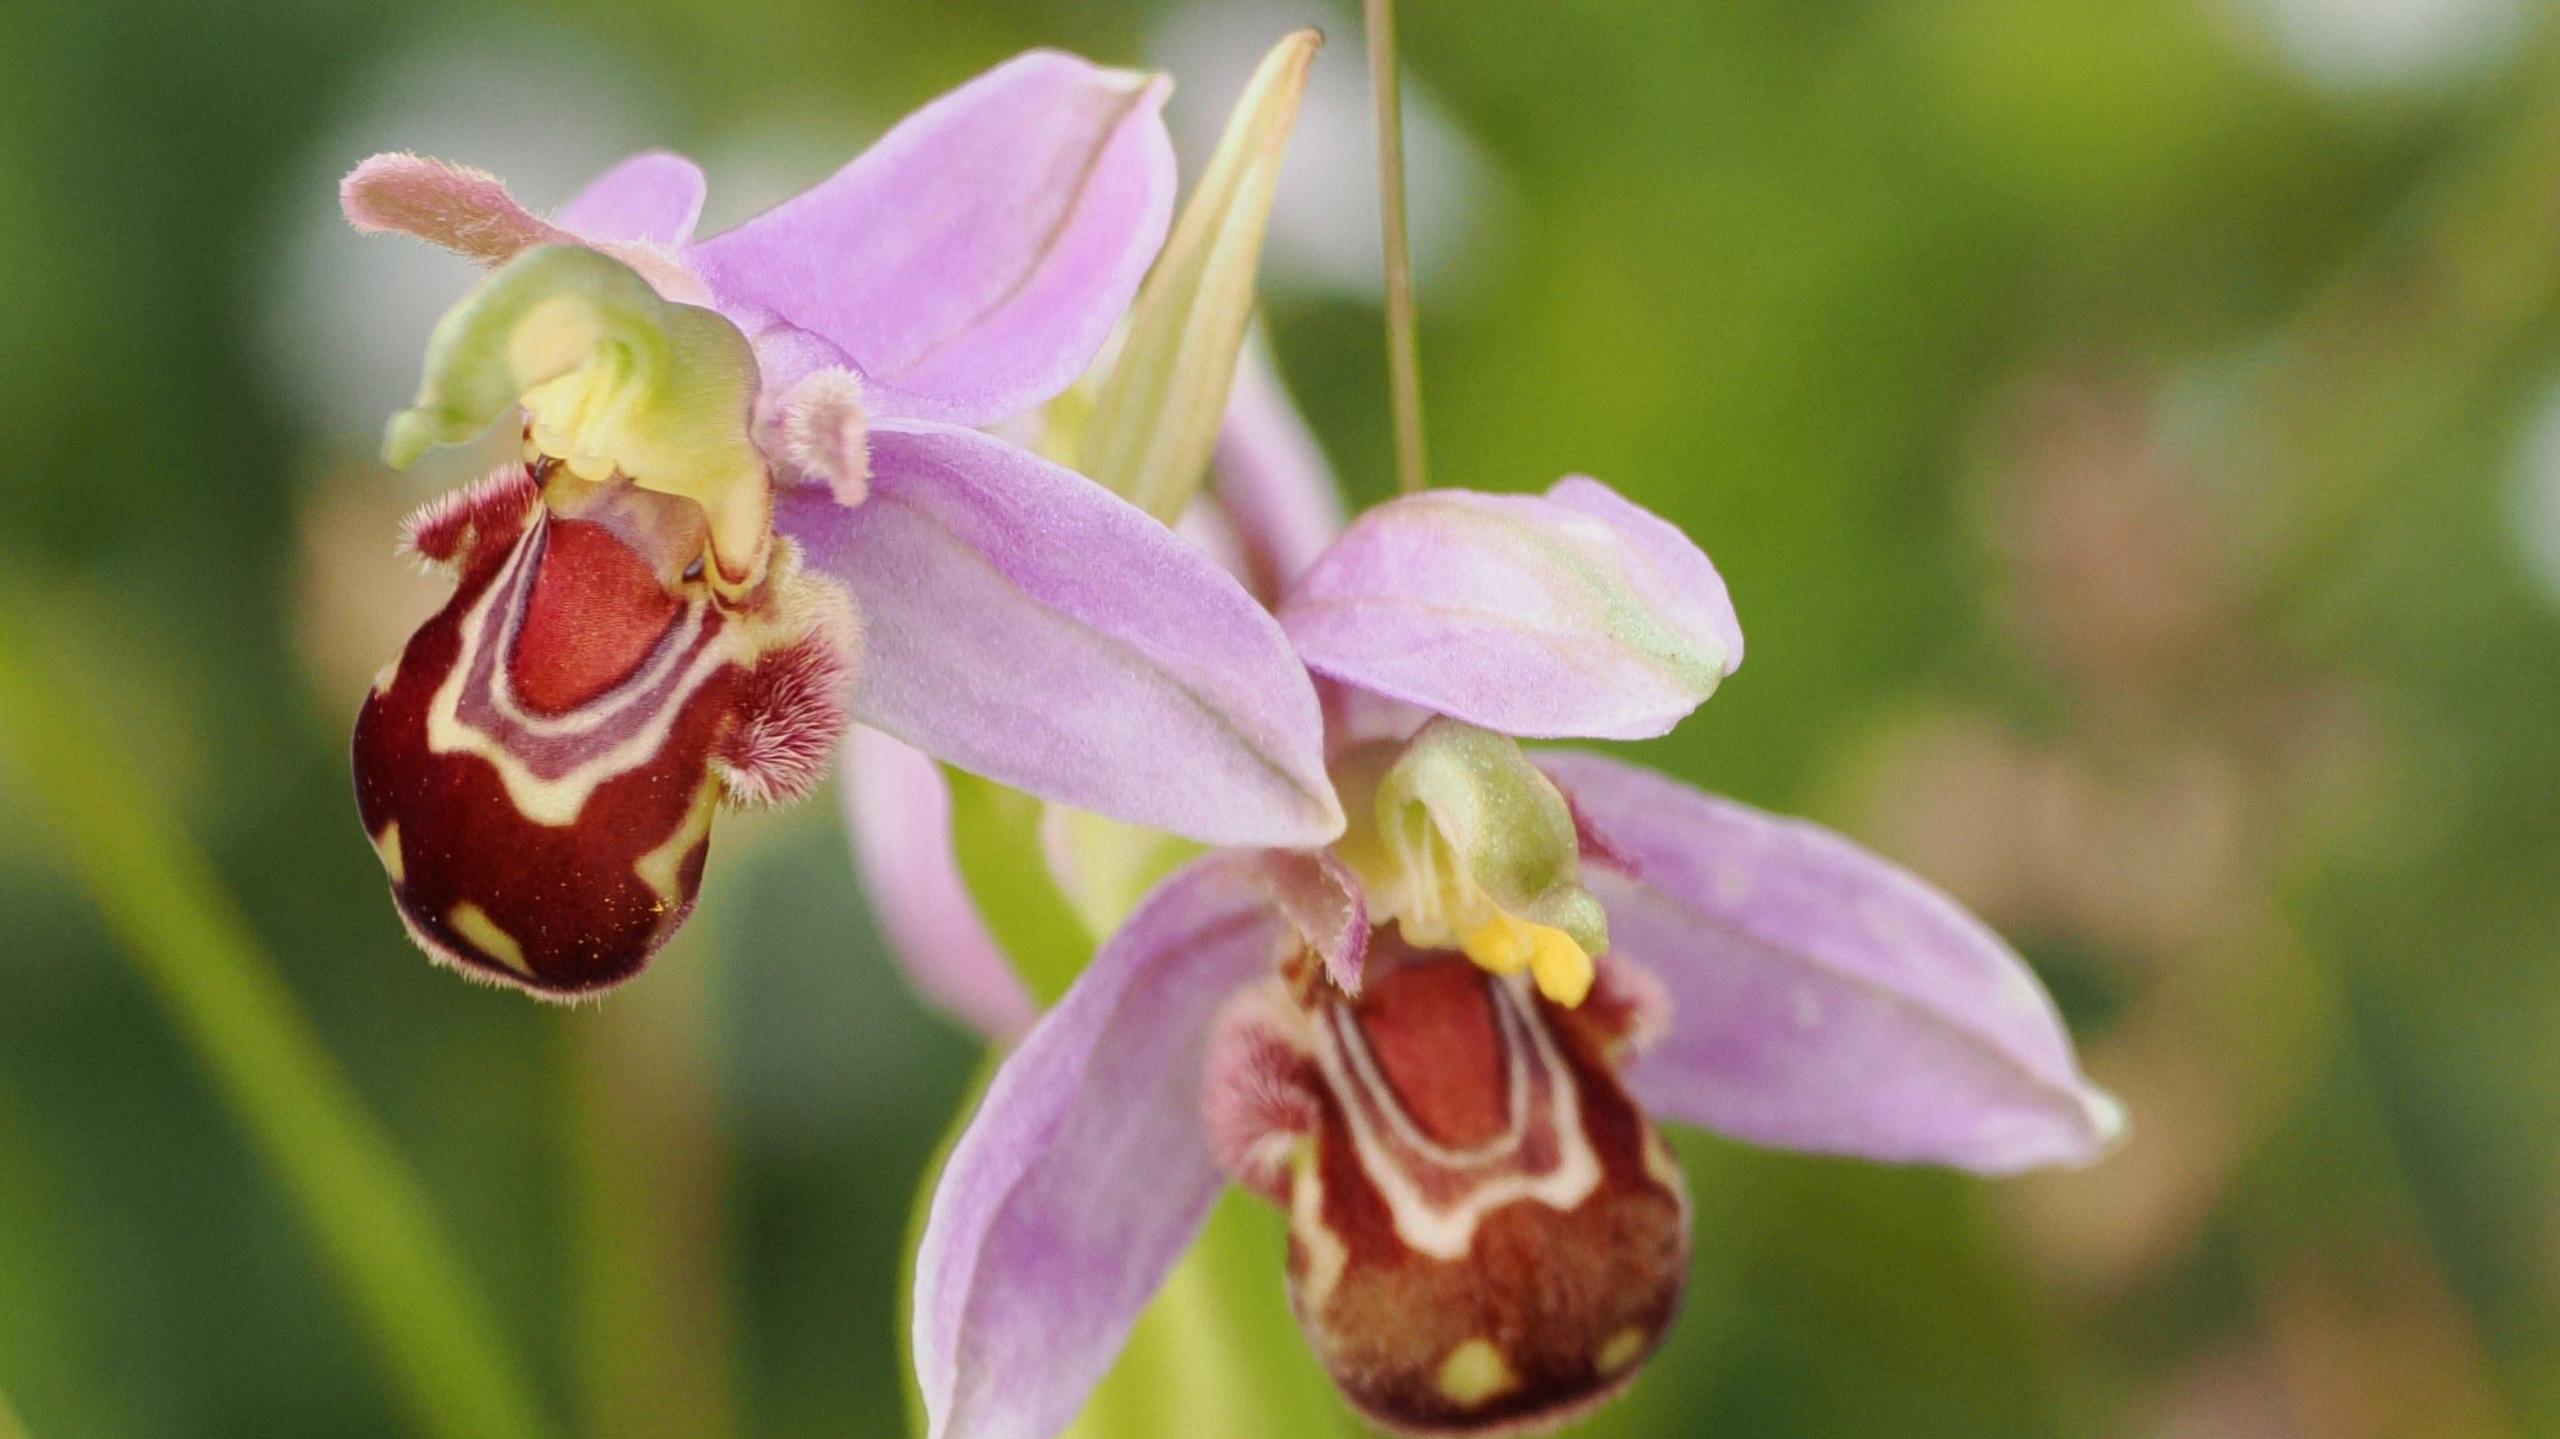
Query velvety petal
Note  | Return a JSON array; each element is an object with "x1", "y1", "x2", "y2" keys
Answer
[
  {"x1": 776, "y1": 421, "x2": 1343, "y2": 848},
  {"x1": 841, "y1": 727, "x2": 1035, "y2": 1041},
  {"x1": 342, "y1": 153, "x2": 568, "y2": 265},
  {"x1": 690, "y1": 51, "x2": 1175, "y2": 427},
  {"x1": 554, "y1": 150, "x2": 707, "y2": 247},
  {"x1": 1538, "y1": 751, "x2": 2122, "y2": 1174},
  {"x1": 344, "y1": 152, "x2": 712, "y2": 303},
  {"x1": 1207, "y1": 333, "x2": 1345, "y2": 604},
  {"x1": 914, "y1": 854, "x2": 1285, "y2": 1439},
  {"x1": 1280, "y1": 479, "x2": 1743, "y2": 741}
]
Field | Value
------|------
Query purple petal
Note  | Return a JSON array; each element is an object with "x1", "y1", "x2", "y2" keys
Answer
[
  {"x1": 777, "y1": 421, "x2": 1343, "y2": 848},
  {"x1": 1544, "y1": 475, "x2": 1743, "y2": 670},
  {"x1": 690, "y1": 51, "x2": 1175, "y2": 427},
  {"x1": 1279, "y1": 478, "x2": 1743, "y2": 741},
  {"x1": 554, "y1": 150, "x2": 707, "y2": 247},
  {"x1": 1206, "y1": 335, "x2": 1345, "y2": 604},
  {"x1": 913, "y1": 854, "x2": 1283, "y2": 1439},
  {"x1": 841, "y1": 727, "x2": 1036, "y2": 1041},
  {"x1": 1538, "y1": 751, "x2": 2122, "y2": 1174}
]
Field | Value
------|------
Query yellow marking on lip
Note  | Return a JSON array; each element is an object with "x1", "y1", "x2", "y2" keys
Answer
[
  {"x1": 1597, "y1": 1326, "x2": 1649, "y2": 1374},
  {"x1": 1437, "y1": 1338, "x2": 1520, "y2": 1406},
  {"x1": 1288, "y1": 1147, "x2": 1347, "y2": 1314},
  {"x1": 371, "y1": 821, "x2": 405, "y2": 886},
  {"x1": 634, "y1": 777, "x2": 720, "y2": 907},
  {"x1": 448, "y1": 903, "x2": 532, "y2": 978}
]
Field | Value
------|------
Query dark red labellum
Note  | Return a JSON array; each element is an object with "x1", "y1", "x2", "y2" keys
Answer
[
  {"x1": 353, "y1": 465, "x2": 849, "y2": 997},
  {"x1": 1208, "y1": 938, "x2": 1691, "y2": 1436}
]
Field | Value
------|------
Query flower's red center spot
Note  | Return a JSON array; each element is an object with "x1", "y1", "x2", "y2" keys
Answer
[
  {"x1": 509, "y1": 516, "x2": 685, "y2": 715},
  {"x1": 1352, "y1": 956, "x2": 1511, "y2": 1149}
]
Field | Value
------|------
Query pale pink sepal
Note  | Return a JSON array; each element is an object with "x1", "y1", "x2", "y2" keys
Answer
[
  {"x1": 689, "y1": 51, "x2": 1176, "y2": 428},
  {"x1": 1207, "y1": 335, "x2": 1346, "y2": 604},
  {"x1": 913, "y1": 854, "x2": 1284, "y2": 1439},
  {"x1": 1280, "y1": 477, "x2": 1744, "y2": 741},
  {"x1": 1539, "y1": 751, "x2": 2124, "y2": 1175},
  {"x1": 842, "y1": 728, "x2": 1036, "y2": 1042},
  {"x1": 554, "y1": 150, "x2": 707, "y2": 247},
  {"x1": 776, "y1": 421, "x2": 1344, "y2": 849}
]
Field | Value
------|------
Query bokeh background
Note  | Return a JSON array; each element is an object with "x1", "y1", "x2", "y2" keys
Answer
[{"x1": 6, "y1": 0, "x2": 2560, "y2": 1434}]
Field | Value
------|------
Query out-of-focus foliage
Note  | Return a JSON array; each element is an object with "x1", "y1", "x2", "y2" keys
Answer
[{"x1": 4, "y1": 0, "x2": 2559, "y2": 1435}]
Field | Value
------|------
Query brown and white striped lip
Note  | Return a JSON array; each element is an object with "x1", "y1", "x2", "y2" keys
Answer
[
  {"x1": 352, "y1": 463, "x2": 852, "y2": 997},
  {"x1": 1208, "y1": 939, "x2": 1691, "y2": 1436}
]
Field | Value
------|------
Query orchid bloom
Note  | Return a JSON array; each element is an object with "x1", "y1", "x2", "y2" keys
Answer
[
  {"x1": 342, "y1": 51, "x2": 1347, "y2": 998},
  {"x1": 898, "y1": 365, "x2": 2124, "y2": 1438}
]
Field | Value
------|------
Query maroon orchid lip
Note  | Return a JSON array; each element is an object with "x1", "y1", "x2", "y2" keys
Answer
[
  {"x1": 1209, "y1": 936, "x2": 1690, "y2": 1437},
  {"x1": 352, "y1": 464, "x2": 851, "y2": 998}
]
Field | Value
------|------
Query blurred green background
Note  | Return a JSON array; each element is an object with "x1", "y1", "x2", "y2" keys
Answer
[{"x1": 6, "y1": 0, "x2": 2560, "y2": 1435}]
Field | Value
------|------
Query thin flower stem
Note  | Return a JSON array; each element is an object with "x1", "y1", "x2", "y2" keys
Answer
[
  {"x1": 1366, "y1": 0, "x2": 1429, "y2": 494},
  {"x1": 0, "y1": 589, "x2": 555, "y2": 1439}
]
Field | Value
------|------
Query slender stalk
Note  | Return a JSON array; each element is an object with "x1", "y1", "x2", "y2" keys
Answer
[
  {"x1": 0, "y1": 591, "x2": 555, "y2": 1439},
  {"x1": 1366, "y1": 0, "x2": 1429, "y2": 493}
]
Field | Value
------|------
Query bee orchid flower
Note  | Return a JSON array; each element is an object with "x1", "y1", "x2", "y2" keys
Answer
[
  {"x1": 902, "y1": 376, "x2": 2123, "y2": 1438},
  {"x1": 344, "y1": 51, "x2": 1344, "y2": 998}
]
